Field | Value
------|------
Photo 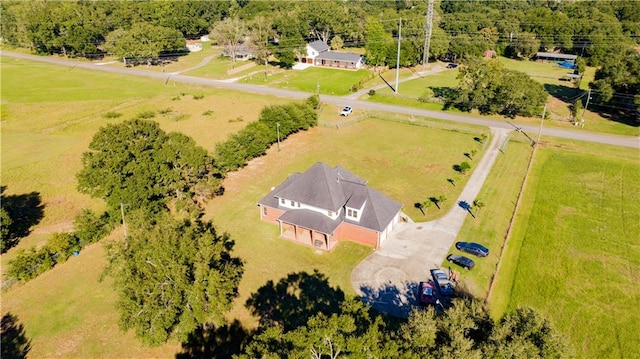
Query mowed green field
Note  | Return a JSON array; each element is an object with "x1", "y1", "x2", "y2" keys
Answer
[
  {"x1": 448, "y1": 138, "x2": 533, "y2": 296},
  {"x1": 240, "y1": 66, "x2": 373, "y2": 96},
  {"x1": 1, "y1": 57, "x2": 486, "y2": 357},
  {"x1": 490, "y1": 143, "x2": 640, "y2": 358}
]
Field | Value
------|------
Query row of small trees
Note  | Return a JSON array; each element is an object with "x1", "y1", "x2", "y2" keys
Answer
[
  {"x1": 7, "y1": 210, "x2": 111, "y2": 282},
  {"x1": 215, "y1": 95, "x2": 319, "y2": 172}
]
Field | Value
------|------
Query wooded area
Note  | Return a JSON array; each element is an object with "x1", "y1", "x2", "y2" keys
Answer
[{"x1": 2, "y1": 0, "x2": 638, "y2": 116}]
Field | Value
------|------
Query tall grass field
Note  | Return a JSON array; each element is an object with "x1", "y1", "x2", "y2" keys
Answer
[{"x1": 492, "y1": 145, "x2": 640, "y2": 358}]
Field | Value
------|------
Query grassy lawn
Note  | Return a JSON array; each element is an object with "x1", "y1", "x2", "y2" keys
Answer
[
  {"x1": 488, "y1": 141, "x2": 640, "y2": 358},
  {"x1": 1, "y1": 56, "x2": 488, "y2": 357},
  {"x1": 240, "y1": 66, "x2": 373, "y2": 96}
]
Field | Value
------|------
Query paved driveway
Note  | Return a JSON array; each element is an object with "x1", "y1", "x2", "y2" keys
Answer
[{"x1": 351, "y1": 127, "x2": 512, "y2": 317}]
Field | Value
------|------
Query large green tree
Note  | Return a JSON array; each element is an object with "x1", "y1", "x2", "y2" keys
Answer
[
  {"x1": 104, "y1": 213, "x2": 243, "y2": 346},
  {"x1": 364, "y1": 17, "x2": 393, "y2": 69},
  {"x1": 453, "y1": 59, "x2": 548, "y2": 118},
  {"x1": 104, "y1": 22, "x2": 185, "y2": 62},
  {"x1": 590, "y1": 48, "x2": 640, "y2": 116},
  {"x1": 77, "y1": 119, "x2": 223, "y2": 215}
]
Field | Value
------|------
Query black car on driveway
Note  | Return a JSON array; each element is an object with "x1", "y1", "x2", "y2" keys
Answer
[
  {"x1": 446, "y1": 254, "x2": 475, "y2": 270},
  {"x1": 455, "y1": 242, "x2": 489, "y2": 257}
]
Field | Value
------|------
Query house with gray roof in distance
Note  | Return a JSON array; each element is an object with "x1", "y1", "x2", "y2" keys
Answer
[
  {"x1": 258, "y1": 162, "x2": 403, "y2": 251},
  {"x1": 299, "y1": 40, "x2": 364, "y2": 70}
]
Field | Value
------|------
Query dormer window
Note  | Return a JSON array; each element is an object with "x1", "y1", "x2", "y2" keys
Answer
[
  {"x1": 280, "y1": 198, "x2": 285, "y2": 204},
  {"x1": 347, "y1": 209, "x2": 358, "y2": 219}
]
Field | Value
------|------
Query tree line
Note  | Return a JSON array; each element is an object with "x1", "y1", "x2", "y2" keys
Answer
[
  {"x1": 2, "y1": 0, "x2": 637, "y2": 116},
  {"x1": 2, "y1": 0, "x2": 638, "y2": 66}
]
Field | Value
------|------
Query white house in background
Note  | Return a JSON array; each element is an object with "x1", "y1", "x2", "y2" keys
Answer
[{"x1": 299, "y1": 40, "x2": 364, "y2": 70}]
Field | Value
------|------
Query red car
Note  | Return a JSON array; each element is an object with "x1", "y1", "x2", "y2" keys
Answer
[{"x1": 418, "y1": 281, "x2": 436, "y2": 306}]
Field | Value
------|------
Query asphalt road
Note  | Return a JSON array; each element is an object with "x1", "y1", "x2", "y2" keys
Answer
[{"x1": 3, "y1": 50, "x2": 638, "y2": 149}]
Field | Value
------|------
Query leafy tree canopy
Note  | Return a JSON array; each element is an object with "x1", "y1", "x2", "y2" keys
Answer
[
  {"x1": 453, "y1": 59, "x2": 548, "y2": 118},
  {"x1": 77, "y1": 119, "x2": 223, "y2": 215},
  {"x1": 103, "y1": 212, "x2": 243, "y2": 346},
  {"x1": 104, "y1": 22, "x2": 185, "y2": 61}
]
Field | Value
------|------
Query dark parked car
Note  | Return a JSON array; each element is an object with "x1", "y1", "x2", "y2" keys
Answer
[
  {"x1": 418, "y1": 281, "x2": 436, "y2": 306},
  {"x1": 446, "y1": 63, "x2": 458, "y2": 69},
  {"x1": 455, "y1": 242, "x2": 489, "y2": 257},
  {"x1": 447, "y1": 254, "x2": 475, "y2": 270}
]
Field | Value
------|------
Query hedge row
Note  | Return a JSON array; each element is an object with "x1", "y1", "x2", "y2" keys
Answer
[
  {"x1": 7, "y1": 210, "x2": 112, "y2": 282},
  {"x1": 215, "y1": 96, "x2": 319, "y2": 173}
]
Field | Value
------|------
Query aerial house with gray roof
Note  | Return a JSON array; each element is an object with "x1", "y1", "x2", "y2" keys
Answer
[
  {"x1": 258, "y1": 162, "x2": 402, "y2": 251},
  {"x1": 299, "y1": 40, "x2": 364, "y2": 70}
]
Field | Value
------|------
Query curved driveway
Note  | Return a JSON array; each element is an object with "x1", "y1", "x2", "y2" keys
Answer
[
  {"x1": 352, "y1": 128, "x2": 511, "y2": 317},
  {"x1": 2, "y1": 51, "x2": 637, "y2": 149}
]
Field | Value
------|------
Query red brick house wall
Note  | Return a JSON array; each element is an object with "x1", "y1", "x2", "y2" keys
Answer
[
  {"x1": 260, "y1": 205, "x2": 284, "y2": 224},
  {"x1": 335, "y1": 223, "x2": 379, "y2": 248}
]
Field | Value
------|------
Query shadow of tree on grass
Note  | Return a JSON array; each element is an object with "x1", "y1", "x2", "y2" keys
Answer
[
  {"x1": 1, "y1": 312, "x2": 31, "y2": 359},
  {"x1": 245, "y1": 270, "x2": 345, "y2": 332},
  {"x1": 358, "y1": 282, "x2": 420, "y2": 319},
  {"x1": 1, "y1": 187, "x2": 45, "y2": 253},
  {"x1": 176, "y1": 320, "x2": 249, "y2": 359}
]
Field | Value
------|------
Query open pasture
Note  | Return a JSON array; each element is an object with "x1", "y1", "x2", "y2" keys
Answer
[
  {"x1": 1, "y1": 56, "x2": 287, "y2": 256},
  {"x1": 490, "y1": 142, "x2": 640, "y2": 358}
]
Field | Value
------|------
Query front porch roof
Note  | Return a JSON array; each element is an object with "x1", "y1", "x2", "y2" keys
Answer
[{"x1": 278, "y1": 209, "x2": 341, "y2": 235}]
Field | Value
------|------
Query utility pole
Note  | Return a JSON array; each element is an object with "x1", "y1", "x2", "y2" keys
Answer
[
  {"x1": 422, "y1": 0, "x2": 434, "y2": 72},
  {"x1": 120, "y1": 203, "x2": 128, "y2": 238},
  {"x1": 537, "y1": 104, "x2": 546, "y2": 146},
  {"x1": 276, "y1": 122, "x2": 281, "y2": 151},
  {"x1": 395, "y1": 18, "x2": 402, "y2": 94},
  {"x1": 580, "y1": 89, "x2": 591, "y2": 127}
]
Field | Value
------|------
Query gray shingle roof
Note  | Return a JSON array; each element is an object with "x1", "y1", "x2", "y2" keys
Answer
[
  {"x1": 258, "y1": 162, "x2": 402, "y2": 234},
  {"x1": 278, "y1": 209, "x2": 342, "y2": 234},
  {"x1": 316, "y1": 52, "x2": 362, "y2": 63},
  {"x1": 308, "y1": 40, "x2": 330, "y2": 53}
]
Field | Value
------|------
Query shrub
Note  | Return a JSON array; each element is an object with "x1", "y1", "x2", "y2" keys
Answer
[
  {"x1": 48, "y1": 232, "x2": 80, "y2": 263},
  {"x1": 159, "y1": 107, "x2": 172, "y2": 115},
  {"x1": 202, "y1": 110, "x2": 214, "y2": 116},
  {"x1": 305, "y1": 94, "x2": 320, "y2": 110},
  {"x1": 74, "y1": 209, "x2": 111, "y2": 246},
  {"x1": 193, "y1": 94, "x2": 205, "y2": 100},
  {"x1": 368, "y1": 89, "x2": 376, "y2": 96},
  {"x1": 135, "y1": 111, "x2": 156, "y2": 119},
  {"x1": 7, "y1": 246, "x2": 55, "y2": 281},
  {"x1": 173, "y1": 114, "x2": 190, "y2": 121},
  {"x1": 102, "y1": 111, "x2": 122, "y2": 119}
]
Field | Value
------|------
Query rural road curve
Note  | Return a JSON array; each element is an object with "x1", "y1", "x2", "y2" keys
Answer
[{"x1": 3, "y1": 51, "x2": 638, "y2": 149}]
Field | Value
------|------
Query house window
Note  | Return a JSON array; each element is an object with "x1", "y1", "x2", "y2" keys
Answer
[
  {"x1": 262, "y1": 206, "x2": 268, "y2": 216},
  {"x1": 347, "y1": 209, "x2": 358, "y2": 219},
  {"x1": 297, "y1": 203, "x2": 301, "y2": 207},
  {"x1": 291, "y1": 200, "x2": 295, "y2": 206},
  {"x1": 280, "y1": 198, "x2": 285, "y2": 204},
  {"x1": 328, "y1": 210, "x2": 334, "y2": 217}
]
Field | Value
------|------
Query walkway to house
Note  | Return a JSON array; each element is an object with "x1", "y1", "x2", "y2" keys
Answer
[{"x1": 351, "y1": 127, "x2": 512, "y2": 318}]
